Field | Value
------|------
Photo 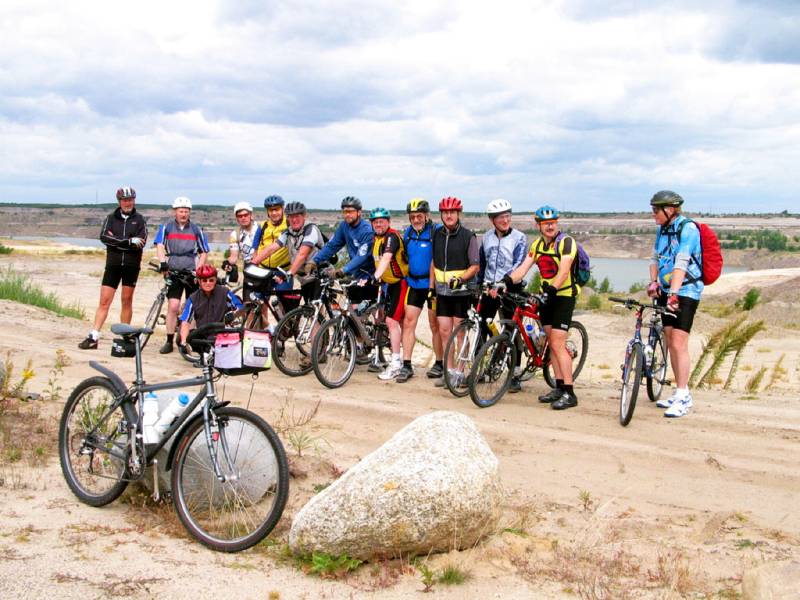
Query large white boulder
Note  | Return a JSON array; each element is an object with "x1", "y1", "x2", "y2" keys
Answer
[{"x1": 289, "y1": 411, "x2": 504, "y2": 560}]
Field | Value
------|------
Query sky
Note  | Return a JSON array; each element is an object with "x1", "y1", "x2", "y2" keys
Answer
[{"x1": 1, "y1": 0, "x2": 799, "y2": 213}]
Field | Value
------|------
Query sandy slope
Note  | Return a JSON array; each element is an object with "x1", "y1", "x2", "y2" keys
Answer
[{"x1": 1, "y1": 250, "x2": 799, "y2": 599}]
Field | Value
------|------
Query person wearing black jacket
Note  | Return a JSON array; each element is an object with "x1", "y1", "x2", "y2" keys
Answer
[{"x1": 78, "y1": 187, "x2": 148, "y2": 349}]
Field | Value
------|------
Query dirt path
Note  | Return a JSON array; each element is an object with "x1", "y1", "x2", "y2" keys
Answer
[{"x1": 1, "y1": 250, "x2": 798, "y2": 598}]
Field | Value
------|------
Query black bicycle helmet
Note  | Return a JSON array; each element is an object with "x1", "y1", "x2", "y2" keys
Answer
[
  {"x1": 650, "y1": 190, "x2": 684, "y2": 207},
  {"x1": 285, "y1": 201, "x2": 306, "y2": 215},
  {"x1": 341, "y1": 196, "x2": 362, "y2": 210}
]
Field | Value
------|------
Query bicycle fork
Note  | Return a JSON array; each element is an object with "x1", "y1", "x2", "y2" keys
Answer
[{"x1": 200, "y1": 370, "x2": 239, "y2": 484}]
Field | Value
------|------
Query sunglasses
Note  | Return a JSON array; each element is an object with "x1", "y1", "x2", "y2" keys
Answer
[{"x1": 199, "y1": 276, "x2": 217, "y2": 282}]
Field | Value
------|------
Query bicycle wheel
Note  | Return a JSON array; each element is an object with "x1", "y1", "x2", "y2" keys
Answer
[
  {"x1": 171, "y1": 407, "x2": 289, "y2": 553},
  {"x1": 272, "y1": 305, "x2": 319, "y2": 377},
  {"x1": 358, "y1": 306, "x2": 389, "y2": 366},
  {"x1": 620, "y1": 342, "x2": 643, "y2": 427},
  {"x1": 469, "y1": 334, "x2": 517, "y2": 408},
  {"x1": 140, "y1": 294, "x2": 164, "y2": 350},
  {"x1": 646, "y1": 331, "x2": 668, "y2": 402},
  {"x1": 312, "y1": 317, "x2": 357, "y2": 389},
  {"x1": 543, "y1": 320, "x2": 589, "y2": 387},
  {"x1": 443, "y1": 319, "x2": 480, "y2": 397},
  {"x1": 59, "y1": 377, "x2": 130, "y2": 506}
]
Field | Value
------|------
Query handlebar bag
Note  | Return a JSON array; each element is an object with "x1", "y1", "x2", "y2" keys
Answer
[{"x1": 214, "y1": 329, "x2": 272, "y2": 375}]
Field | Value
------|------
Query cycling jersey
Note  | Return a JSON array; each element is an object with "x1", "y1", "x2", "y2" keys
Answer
[
  {"x1": 228, "y1": 222, "x2": 261, "y2": 263},
  {"x1": 372, "y1": 229, "x2": 409, "y2": 284},
  {"x1": 432, "y1": 223, "x2": 479, "y2": 297},
  {"x1": 652, "y1": 215, "x2": 703, "y2": 300},
  {"x1": 403, "y1": 221, "x2": 439, "y2": 289},
  {"x1": 100, "y1": 207, "x2": 148, "y2": 268},
  {"x1": 252, "y1": 217, "x2": 290, "y2": 268},
  {"x1": 277, "y1": 222, "x2": 324, "y2": 285},
  {"x1": 180, "y1": 285, "x2": 243, "y2": 327},
  {"x1": 479, "y1": 227, "x2": 527, "y2": 284},
  {"x1": 528, "y1": 232, "x2": 580, "y2": 297},
  {"x1": 314, "y1": 218, "x2": 375, "y2": 279},
  {"x1": 154, "y1": 220, "x2": 209, "y2": 272}
]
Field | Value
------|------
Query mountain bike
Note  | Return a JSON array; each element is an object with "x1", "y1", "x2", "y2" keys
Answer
[
  {"x1": 140, "y1": 260, "x2": 197, "y2": 350},
  {"x1": 309, "y1": 280, "x2": 389, "y2": 389},
  {"x1": 59, "y1": 322, "x2": 289, "y2": 552},
  {"x1": 609, "y1": 297, "x2": 670, "y2": 426},
  {"x1": 271, "y1": 268, "x2": 340, "y2": 377},
  {"x1": 468, "y1": 292, "x2": 588, "y2": 408}
]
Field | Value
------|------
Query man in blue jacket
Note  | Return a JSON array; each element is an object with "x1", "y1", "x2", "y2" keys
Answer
[{"x1": 312, "y1": 196, "x2": 376, "y2": 305}]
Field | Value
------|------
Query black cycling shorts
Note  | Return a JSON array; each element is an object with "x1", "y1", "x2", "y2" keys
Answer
[
  {"x1": 435, "y1": 295, "x2": 470, "y2": 319},
  {"x1": 657, "y1": 294, "x2": 700, "y2": 333},
  {"x1": 405, "y1": 286, "x2": 433, "y2": 310},
  {"x1": 101, "y1": 264, "x2": 140, "y2": 289},
  {"x1": 540, "y1": 296, "x2": 576, "y2": 331},
  {"x1": 167, "y1": 277, "x2": 197, "y2": 300}
]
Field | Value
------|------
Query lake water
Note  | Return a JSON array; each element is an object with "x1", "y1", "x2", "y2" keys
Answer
[{"x1": 7, "y1": 236, "x2": 747, "y2": 293}]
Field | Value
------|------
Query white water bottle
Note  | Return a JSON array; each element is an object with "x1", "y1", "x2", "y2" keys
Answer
[
  {"x1": 154, "y1": 393, "x2": 190, "y2": 437},
  {"x1": 643, "y1": 345, "x2": 654, "y2": 366},
  {"x1": 142, "y1": 392, "x2": 160, "y2": 444},
  {"x1": 525, "y1": 323, "x2": 535, "y2": 340}
]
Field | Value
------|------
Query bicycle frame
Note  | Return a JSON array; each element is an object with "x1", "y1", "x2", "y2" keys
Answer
[{"x1": 496, "y1": 295, "x2": 548, "y2": 370}]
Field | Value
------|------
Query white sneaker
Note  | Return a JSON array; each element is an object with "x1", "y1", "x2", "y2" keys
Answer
[
  {"x1": 656, "y1": 390, "x2": 679, "y2": 409},
  {"x1": 664, "y1": 394, "x2": 693, "y2": 418},
  {"x1": 378, "y1": 362, "x2": 402, "y2": 380}
]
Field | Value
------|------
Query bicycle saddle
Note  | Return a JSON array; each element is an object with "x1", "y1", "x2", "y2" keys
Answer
[{"x1": 111, "y1": 323, "x2": 153, "y2": 337}]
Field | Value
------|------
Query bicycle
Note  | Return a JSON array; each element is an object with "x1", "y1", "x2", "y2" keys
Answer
[
  {"x1": 271, "y1": 268, "x2": 340, "y2": 377},
  {"x1": 140, "y1": 259, "x2": 197, "y2": 350},
  {"x1": 59, "y1": 322, "x2": 289, "y2": 552},
  {"x1": 609, "y1": 297, "x2": 670, "y2": 426},
  {"x1": 468, "y1": 292, "x2": 588, "y2": 408},
  {"x1": 309, "y1": 279, "x2": 389, "y2": 389}
]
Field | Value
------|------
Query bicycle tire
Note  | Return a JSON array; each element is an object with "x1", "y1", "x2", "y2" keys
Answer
[
  {"x1": 542, "y1": 320, "x2": 589, "y2": 387},
  {"x1": 646, "y1": 331, "x2": 668, "y2": 402},
  {"x1": 443, "y1": 319, "x2": 480, "y2": 398},
  {"x1": 620, "y1": 342, "x2": 643, "y2": 427},
  {"x1": 171, "y1": 407, "x2": 289, "y2": 553},
  {"x1": 272, "y1": 305, "x2": 319, "y2": 377},
  {"x1": 312, "y1": 317, "x2": 357, "y2": 389},
  {"x1": 59, "y1": 377, "x2": 130, "y2": 506},
  {"x1": 469, "y1": 333, "x2": 517, "y2": 408},
  {"x1": 140, "y1": 294, "x2": 164, "y2": 350}
]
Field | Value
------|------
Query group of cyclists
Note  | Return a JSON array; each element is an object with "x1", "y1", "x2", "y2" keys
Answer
[{"x1": 78, "y1": 186, "x2": 703, "y2": 419}]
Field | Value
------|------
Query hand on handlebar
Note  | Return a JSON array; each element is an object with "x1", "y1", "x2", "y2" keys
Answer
[
  {"x1": 159, "y1": 261, "x2": 169, "y2": 274},
  {"x1": 542, "y1": 283, "x2": 557, "y2": 304},
  {"x1": 666, "y1": 293, "x2": 680, "y2": 312}
]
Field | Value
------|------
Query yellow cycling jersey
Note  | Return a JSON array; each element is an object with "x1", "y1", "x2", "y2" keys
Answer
[
  {"x1": 528, "y1": 234, "x2": 580, "y2": 297},
  {"x1": 372, "y1": 229, "x2": 409, "y2": 284},
  {"x1": 257, "y1": 217, "x2": 290, "y2": 268}
]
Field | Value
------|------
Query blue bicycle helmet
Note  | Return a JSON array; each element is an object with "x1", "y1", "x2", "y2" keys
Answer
[
  {"x1": 369, "y1": 207, "x2": 391, "y2": 220},
  {"x1": 534, "y1": 205, "x2": 559, "y2": 222},
  {"x1": 263, "y1": 194, "x2": 285, "y2": 208}
]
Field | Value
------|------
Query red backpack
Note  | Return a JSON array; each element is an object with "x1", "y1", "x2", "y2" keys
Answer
[{"x1": 675, "y1": 219, "x2": 723, "y2": 285}]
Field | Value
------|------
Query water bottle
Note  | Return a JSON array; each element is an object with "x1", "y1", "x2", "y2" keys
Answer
[
  {"x1": 643, "y1": 345, "x2": 654, "y2": 367},
  {"x1": 154, "y1": 393, "x2": 190, "y2": 437},
  {"x1": 142, "y1": 392, "x2": 160, "y2": 444},
  {"x1": 487, "y1": 319, "x2": 499, "y2": 336},
  {"x1": 355, "y1": 300, "x2": 370, "y2": 316},
  {"x1": 525, "y1": 323, "x2": 535, "y2": 341}
]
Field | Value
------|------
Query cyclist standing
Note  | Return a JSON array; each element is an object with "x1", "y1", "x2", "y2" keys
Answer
[
  {"x1": 479, "y1": 198, "x2": 528, "y2": 392},
  {"x1": 505, "y1": 205, "x2": 580, "y2": 410},
  {"x1": 78, "y1": 187, "x2": 148, "y2": 349},
  {"x1": 430, "y1": 196, "x2": 480, "y2": 387},
  {"x1": 647, "y1": 190, "x2": 703, "y2": 418},
  {"x1": 153, "y1": 196, "x2": 209, "y2": 354},
  {"x1": 224, "y1": 201, "x2": 261, "y2": 281},
  {"x1": 251, "y1": 195, "x2": 297, "y2": 315},
  {"x1": 312, "y1": 196, "x2": 376, "y2": 306},
  {"x1": 178, "y1": 263, "x2": 244, "y2": 347},
  {"x1": 397, "y1": 198, "x2": 443, "y2": 383},
  {"x1": 251, "y1": 201, "x2": 326, "y2": 304},
  {"x1": 367, "y1": 208, "x2": 409, "y2": 381}
]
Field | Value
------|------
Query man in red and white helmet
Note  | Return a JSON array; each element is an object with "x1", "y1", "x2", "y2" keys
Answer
[
  {"x1": 429, "y1": 196, "x2": 479, "y2": 386},
  {"x1": 178, "y1": 263, "x2": 243, "y2": 347},
  {"x1": 78, "y1": 187, "x2": 148, "y2": 350}
]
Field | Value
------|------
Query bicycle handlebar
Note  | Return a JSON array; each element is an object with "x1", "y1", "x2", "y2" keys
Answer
[{"x1": 609, "y1": 297, "x2": 669, "y2": 313}]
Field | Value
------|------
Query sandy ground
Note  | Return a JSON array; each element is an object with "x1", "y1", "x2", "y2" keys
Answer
[{"x1": 1, "y1": 246, "x2": 799, "y2": 599}]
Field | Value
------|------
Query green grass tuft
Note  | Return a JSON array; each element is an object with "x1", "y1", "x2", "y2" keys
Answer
[{"x1": 0, "y1": 266, "x2": 85, "y2": 319}]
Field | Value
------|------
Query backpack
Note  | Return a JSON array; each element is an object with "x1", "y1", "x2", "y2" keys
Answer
[
  {"x1": 553, "y1": 233, "x2": 591, "y2": 287},
  {"x1": 673, "y1": 219, "x2": 723, "y2": 285}
]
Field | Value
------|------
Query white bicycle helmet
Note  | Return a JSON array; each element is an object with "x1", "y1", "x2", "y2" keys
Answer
[
  {"x1": 172, "y1": 196, "x2": 192, "y2": 209},
  {"x1": 233, "y1": 201, "x2": 253, "y2": 215},
  {"x1": 486, "y1": 198, "x2": 512, "y2": 217}
]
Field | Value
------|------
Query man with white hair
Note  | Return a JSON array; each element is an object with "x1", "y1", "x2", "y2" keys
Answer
[
  {"x1": 223, "y1": 201, "x2": 261, "y2": 282},
  {"x1": 153, "y1": 196, "x2": 209, "y2": 354}
]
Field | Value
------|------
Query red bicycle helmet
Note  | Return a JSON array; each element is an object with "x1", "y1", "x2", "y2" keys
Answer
[
  {"x1": 439, "y1": 196, "x2": 463, "y2": 211},
  {"x1": 196, "y1": 264, "x2": 217, "y2": 279}
]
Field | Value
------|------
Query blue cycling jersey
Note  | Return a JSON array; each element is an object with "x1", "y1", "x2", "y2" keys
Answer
[{"x1": 653, "y1": 215, "x2": 704, "y2": 300}]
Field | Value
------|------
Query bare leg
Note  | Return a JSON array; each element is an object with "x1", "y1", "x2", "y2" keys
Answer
[
  {"x1": 428, "y1": 307, "x2": 443, "y2": 360},
  {"x1": 547, "y1": 327, "x2": 572, "y2": 384},
  {"x1": 165, "y1": 298, "x2": 181, "y2": 334},
  {"x1": 402, "y1": 305, "x2": 422, "y2": 361},
  {"x1": 92, "y1": 285, "x2": 117, "y2": 332},
  {"x1": 120, "y1": 285, "x2": 135, "y2": 324},
  {"x1": 664, "y1": 326, "x2": 690, "y2": 388}
]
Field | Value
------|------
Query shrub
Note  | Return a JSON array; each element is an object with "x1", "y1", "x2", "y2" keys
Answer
[
  {"x1": 0, "y1": 243, "x2": 12, "y2": 255},
  {"x1": 0, "y1": 267, "x2": 85, "y2": 319},
  {"x1": 598, "y1": 277, "x2": 611, "y2": 293},
  {"x1": 587, "y1": 295, "x2": 602, "y2": 310},
  {"x1": 740, "y1": 288, "x2": 760, "y2": 311}
]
